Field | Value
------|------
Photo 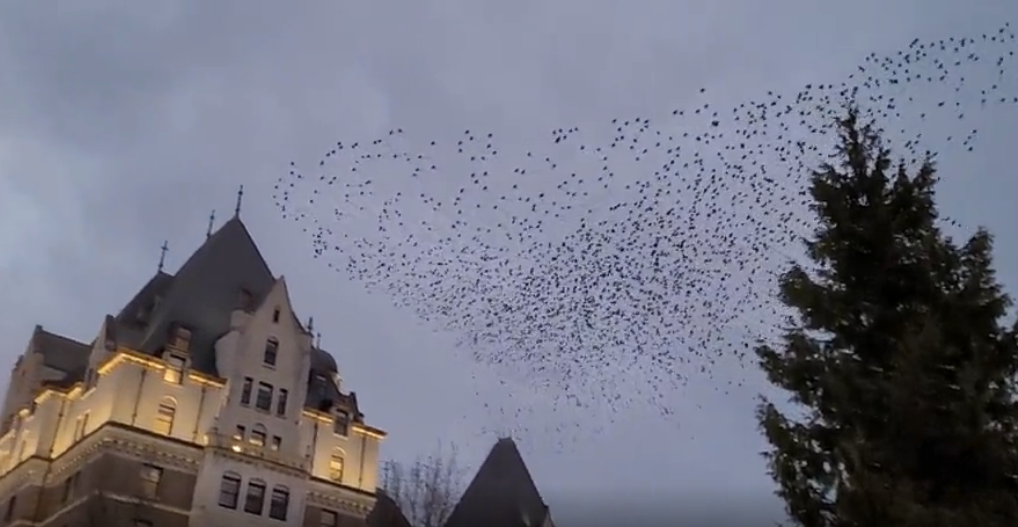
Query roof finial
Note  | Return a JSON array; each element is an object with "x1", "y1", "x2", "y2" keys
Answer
[
  {"x1": 158, "y1": 241, "x2": 169, "y2": 273},
  {"x1": 234, "y1": 185, "x2": 244, "y2": 217},
  {"x1": 316, "y1": 332, "x2": 322, "y2": 348},
  {"x1": 206, "y1": 210, "x2": 216, "y2": 239},
  {"x1": 307, "y1": 316, "x2": 315, "y2": 333}
]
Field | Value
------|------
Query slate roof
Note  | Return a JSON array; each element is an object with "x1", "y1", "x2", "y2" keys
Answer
[
  {"x1": 367, "y1": 490, "x2": 414, "y2": 527},
  {"x1": 444, "y1": 437, "x2": 551, "y2": 527},
  {"x1": 29, "y1": 216, "x2": 358, "y2": 418}
]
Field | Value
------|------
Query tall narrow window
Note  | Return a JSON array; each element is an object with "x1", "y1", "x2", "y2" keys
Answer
[
  {"x1": 276, "y1": 389, "x2": 288, "y2": 417},
  {"x1": 240, "y1": 377, "x2": 253, "y2": 405},
  {"x1": 73, "y1": 412, "x2": 89, "y2": 442},
  {"x1": 269, "y1": 486, "x2": 289, "y2": 520},
  {"x1": 61, "y1": 474, "x2": 74, "y2": 503},
  {"x1": 250, "y1": 425, "x2": 267, "y2": 447},
  {"x1": 263, "y1": 338, "x2": 279, "y2": 367},
  {"x1": 270, "y1": 436, "x2": 281, "y2": 451},
  {"x1": 244, "y1": 479, "x2": 266, "y2": 514},
  {"x1": 328, "y1": 450, "x2": 344, "y2": 483},
  {"x1": 218, "y1": 472, "x2": 241, "y2": 509},
  {"x1": 256, "y1": 383, "x2": 273, "y2": 411},
  {"x1": 4, "y1": 495, "x2": 15, "y2": 521},
  {"x1": 140, "y1": 465, "x2": 162, "y2": 499},
  {"x1": 333, "y1": 410, "x2": 349, "y2": 436},
  {"x1": 153, "y1": 398, "x2": 176, "y2": 436},
  {"x1": 164, "y1": 355, "x2": 185, "y2": 384},
  {"x1": 272, "y1": 308, "x2": 281, "y2": 323},
  {"x1": 234, "y1": 425, "x2": 246, "y2": 442}
]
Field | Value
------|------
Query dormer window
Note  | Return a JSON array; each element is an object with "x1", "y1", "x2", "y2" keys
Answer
[
  {"x1": 170, "y1": 327, "x2": 191, "y2": 353},
  {"x1": 272, "y1": 308, "x2": 280, "y2": 323},
  {"x1": 164, "y1": 355, "x2": 185, "y2": 384},
  {"x1": 333, "y1": 410, "x2": 349, "y2": 436},
  {"x1": 263, "y1": 339, "x2": 278, "y2": 367}
]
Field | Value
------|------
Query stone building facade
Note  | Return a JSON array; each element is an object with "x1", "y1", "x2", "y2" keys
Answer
[{"x1": 0, "y1": 215, "x2": 386, "y2": 527}]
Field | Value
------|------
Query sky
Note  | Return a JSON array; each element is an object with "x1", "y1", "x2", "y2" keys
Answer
[{"x1": 2, "y1": 1, "x2": 1018, "y2": 525}]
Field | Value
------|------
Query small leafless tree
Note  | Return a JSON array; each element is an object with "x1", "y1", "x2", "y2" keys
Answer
[{"x1": 381, "y1": 441, "x2": 466, "y2": 527}]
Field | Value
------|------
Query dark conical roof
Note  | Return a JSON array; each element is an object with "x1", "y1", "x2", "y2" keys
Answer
[{"x1": 444, "y1": 438, "x2": 550, "y2": 527}]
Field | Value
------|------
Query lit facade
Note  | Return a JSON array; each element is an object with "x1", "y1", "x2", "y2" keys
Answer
[{"x1": 0, "y1": 216, "x2": 385, "y2": 527}]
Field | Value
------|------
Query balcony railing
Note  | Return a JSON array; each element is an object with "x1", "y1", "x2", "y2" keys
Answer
[{"x1": 204, "y1": 432, "x2": 308, "y2": 471}]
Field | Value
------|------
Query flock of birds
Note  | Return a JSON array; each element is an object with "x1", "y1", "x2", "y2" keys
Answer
[{"x1": 275, "y1": 24, "x2": 1018, "y2": 443}]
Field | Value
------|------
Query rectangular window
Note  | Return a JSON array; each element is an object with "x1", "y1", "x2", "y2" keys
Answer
[
  {"x1": 250, "y1": 428, "x2": 266, "y2": 447},
  {"x1": 241, "y1": 377, "x2": 253, "y2": 405},
  {"x1": 164, "y1": 355, "x2": 185, "y2": 384},
  {"x1": 60, "y1": 476, "x2": 73, "y2": 503},
  {"x1": 153, "y1": 401, "x2": 175, "y2": 436},
  {"x1": 269, "y1": 487, "x2": 289, "y2": 520},
  {"x1": 73, "y1": 413, "x2": 89, "y2": 442},
  {"x1": 333, "y1": 411, "x2": 349, "y2": 436},
  {"x1": 256, "y1": 382, "x2": 273, "y2": 411},
  {"x1": 4, "y1": 495, "x2": 15, "y2": 521},
  {"x1": 272, "y1": 308, "x2": 281, "y2": 323},
  {"x1": 219, "y1": 474, "x2": 241, "y2": 509},
  {"x1": 244, "y1": 480, "x2": 266, "y2": 514},
  {"x1": 320, "y1": 510, "x2": 338, "y2": 527},
  {"x1": 263, "y1": 339, "x2": 279, "y2": 367},
  {"x1": 140, "y1": 465, "x2": 162, "y2": 499},
  {"x1": 276, "y1": 389, "x2": 288, "y2": 417},
  {"x1": 270, "y1": 436, "x2": 281, "y2": 451},
  {"x1": 234, "y1": 425, "x2": 246, "y2": 442}
]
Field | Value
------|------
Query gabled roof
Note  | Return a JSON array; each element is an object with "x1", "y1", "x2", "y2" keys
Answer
[{"x1": 444, "y1": 438, "x2": 550, "y2": 527}]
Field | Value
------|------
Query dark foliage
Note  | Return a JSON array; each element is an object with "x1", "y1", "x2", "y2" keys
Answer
[{"x1": 757, "y1": 104, "x2": 1018, "y2": 527}]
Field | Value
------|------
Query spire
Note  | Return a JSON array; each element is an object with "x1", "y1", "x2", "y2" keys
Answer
[
  {"x1": 158, "y1": 241, "x2": 169, "y2": 273},
  {"x1": 234, "y1": 185, "x2": 244, "y2": 217},
  {"x1": 206, "y1": 210, "x2": 216, "y2": 239}
]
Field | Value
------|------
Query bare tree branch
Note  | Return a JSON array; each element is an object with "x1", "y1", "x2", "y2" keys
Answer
[{"x1": 381, "y1": 441, "x2": 466, "y2": 527}]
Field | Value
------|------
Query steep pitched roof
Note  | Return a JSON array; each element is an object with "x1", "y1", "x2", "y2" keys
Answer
[
  {"x1": 113, "y1": 216, "x2": 275, "y2": 376},
  {"x1": 444, "y1": 438, "x2": 550, "y2": 527},
  {"x1": 104, "y1": 216, "x2": 355, "y2": 414},
  {"x1": 367, "y1": 490, "x2": 414, "y2": 527}
]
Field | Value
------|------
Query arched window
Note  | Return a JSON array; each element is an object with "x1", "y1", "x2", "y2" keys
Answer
[
  {"x1": 328, "y1": 449, "x2": 344, "y2": 483},
  {"x1": 218, "y1": 471, "x2": 241, "y2": 509},
  {"x1": 263, "y1": 338, "x2": 279, "y2": 367},
  {"x1": 269, "y1": 485, "x2": 289, "y2": 520},
  {"x1": 153, "y1": 398, "x2": 176, "y2": 436},
  {"x1": 244, "y1": 478, "x2": 266, "y2": 514},
  {"x1": 250, "y1": 424, "x2": 267, "y2": 447}
]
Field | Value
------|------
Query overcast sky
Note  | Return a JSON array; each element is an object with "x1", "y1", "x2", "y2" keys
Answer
[{"x1": 2, "y1": 1, "x2": 1018, "y2": 525}]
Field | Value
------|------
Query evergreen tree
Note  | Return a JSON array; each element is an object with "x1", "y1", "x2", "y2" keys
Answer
[{"x1": 756, "y1": 105, "x2": 1018, "y2": 527}]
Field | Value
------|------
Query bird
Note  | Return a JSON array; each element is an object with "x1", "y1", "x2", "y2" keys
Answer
[{"x1": 273, "y1": 22, "x2": 1018, "y2": 445}]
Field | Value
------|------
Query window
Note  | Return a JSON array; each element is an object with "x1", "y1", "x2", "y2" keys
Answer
[
  {"x1": 219, "y1": 472, "x2": 241, "y2": 509},
  {"x1": 256, "y1": 383, "x2": 273, "y2": 411},
  {"x1": 172, "y1": 327, "x2": 192, "y2": 351},
  {"x1": 276, "y1": 389, "x2": 288, "y2": 417},
  {"x1": 73, "y1": 412, "x2": 89, "y2": 442},
  {"x1": 270, "y1": 436, "x2": 281, "y2": 451},
  {"x1": 140, "y1": 465, "x2": 162, "y2": 499},
  {"x1": 61, "y1": 472, "x2": 78, "y2": 503},
  {"x1": 272, "y1": 308, "x2": 281, "y2": 323},
  {"x1": 333, "y1": 411, "x2": 349, "y2": 436},
  {"x1": 269, "y1": 486, "x2": 289, "y2": 520},
  {"x1": 164, "y1": 355, "x2": 185, "y2": 384},
  {"x1": 234, "y1": 425, "x2": 246, "y2": 441},
  {"x1": 328, "y1": 450, "x2": 344, "y2": 482},
  {"x1": 4, "y1": 495, "x2": 15, "y2": 521},
  {"x1": 244, "y1": 479, "x2": 266, "y2": 514},
  {"x1": 263, "y1": 338, "x2": 279, "y2": 367},
  {"x1": 153, "y1": 398, "x2": 176, "y2": 436},
  {"x1": 320, "y1": 510, "x2": 338, "y2": 527},
  {"x1": 241, "y1": 377, "x2": 253, "y2": 405},
  {"x1": 250, "y1": 425, "x2": 267, "y2": 447}
]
